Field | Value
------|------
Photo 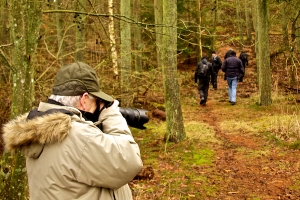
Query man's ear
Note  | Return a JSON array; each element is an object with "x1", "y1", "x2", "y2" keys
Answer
[{"x1": 80, "y1": 92, "x2": 89, "y2": 111}]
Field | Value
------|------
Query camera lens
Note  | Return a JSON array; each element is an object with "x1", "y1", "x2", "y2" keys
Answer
[{"x1": 119, "y1": 108, "x2": 149, "y2": 129}]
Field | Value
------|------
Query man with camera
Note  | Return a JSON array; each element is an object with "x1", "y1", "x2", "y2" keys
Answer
[{"x1": 2, "y1": 62, "x2": 143, "y2": 200}]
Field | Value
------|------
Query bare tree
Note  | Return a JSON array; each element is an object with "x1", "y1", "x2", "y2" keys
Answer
[
  {"x1": 120, "y1": 0, "x2": 132, "y2": 107},
  {"x1": 162, "y1": 0, "x2": 186, "y2": 143},
  {"x1": 256, "y1": 0, "x2": 272, "y2": 105},
  {"x1": 108, "y1": 0, "x2": 118, "y2": 76},
  {"x1": 0, "y1": 0, "x2": 42, "y2": 199},
  {"x1": 75, "y1": 0, "x2": 86, "y2": 61}
]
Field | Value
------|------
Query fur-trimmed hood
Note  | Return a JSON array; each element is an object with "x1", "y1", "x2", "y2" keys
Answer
[{"x1": 2, "y1": 111, "x2": 72, "y2": 157}]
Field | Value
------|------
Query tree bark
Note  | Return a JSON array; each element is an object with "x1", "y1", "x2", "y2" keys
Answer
[
  {"x1": 55, "y1": 0, "x2": 65, "y2": 65},
  {"x1": 108, "y1": 0, "x2": 119, "y2": 76},
  {"x1": 162, "y1": 0, "x2": 186, "y2": 143},
  {"x1": 256, "y1": 0, "x2": 272, "y2": 106},
  {"x1": 154, "y1": 0, "x2": 163, "y2": 70},
  {"x1": 75, "y1": 0, "x2": 86, "y2": 61},
  {"x1": 245, "y1": 0, "x2": 252, "y2": 43},
  {"x1": 120, "y1": 0, "x2": 132, "y2": 107},
  {"x1": 197, "y1": 0, "x2": 202, "y2": 62},
  {"x1": 133, "y1": 0, "x2": 142, "y2": 73},
  {"x1": 0, "y1": 0, "x2": 42, "y2": 199},
  {"x1": 235, "y1": 0, "x2": 244, "y2": 49}
]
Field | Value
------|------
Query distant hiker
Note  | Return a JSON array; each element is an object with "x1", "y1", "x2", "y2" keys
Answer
[
  {"x1": 224, "y1": 48, "x2": 233, "y2": 60},
  {"x1": 223, "y1": 48, "x2": 233, "y2": 80},
  {"x1": 211, "y1": 50, "x2": 223, "y2": 90},
  {"x1": 239, "y1": 50, "x2": 248, "y2": 68},
  {"x1": 222, "y1": 50, "x2": 244, "y2": 105},
  {"x1": 194, "y1": 56, "x2": 214, "y2": 106},
  {"x1": 238, "y1": 50, "x2": 249, "y2": 82}
]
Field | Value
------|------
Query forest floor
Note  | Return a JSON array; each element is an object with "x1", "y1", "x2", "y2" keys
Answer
[{"x1": 131, "y1": 46, "x2": 300, "y2": 199}]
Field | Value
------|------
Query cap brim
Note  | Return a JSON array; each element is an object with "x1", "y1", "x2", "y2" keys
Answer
[{"x1": 90, "y1": 91, "x2": 114, "y2": 102}]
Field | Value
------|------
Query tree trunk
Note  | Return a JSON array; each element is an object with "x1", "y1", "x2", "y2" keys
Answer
[
  {"x1": 235, "y1": 0, "x2": 244, "y2": 49},
  {"x1": 0, "y1": 0, "x2": 42, "y2": 199},
  {"x1": 154, "y1": 0, "x2": 163, "y2": 70},
  {"x1": 256, "y1": 0, "x2": 272, "y2": 106},
  {"x1": 133, "y1": 0, "x2": 142, "y2": 73},
  {"x1": 75, "y1": 0, "x2": 86, "y2": 61},
  {"x1": 245, "y1": 0, "x2": 252, "y2": 43},
  {"x1": 55, "y1": 0, "x2": 65, "y2": 65},
  {"x1": 108, "y1": 0, "x2": 119, "y2": 76},
  {"x1": 280, "y1": 2, "x2": 289, "y2": 50},
  {"x1": 197, "y1": 0, "x2": 202, "y2": 61},
  {"x1": 212, "y1": 0, "x2": 218, "y2": 50},
  {"x1": 120, "y1": 0, "x2": 131, "y2": 107},
  {"x1": 252, "y1": 0, "x2": 259, "y2": 79},
  {"x1": 162, "y1": 0, "x2": 186, "y2": 143}
]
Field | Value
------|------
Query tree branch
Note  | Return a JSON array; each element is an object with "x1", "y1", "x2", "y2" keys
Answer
[{"x1": 0, "y1": 43, "x2": 15, "y2": 72}]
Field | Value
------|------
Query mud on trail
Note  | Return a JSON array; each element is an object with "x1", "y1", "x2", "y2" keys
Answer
[{"x1": 189, "y1": 51, "x2": 300, "y2": 199}]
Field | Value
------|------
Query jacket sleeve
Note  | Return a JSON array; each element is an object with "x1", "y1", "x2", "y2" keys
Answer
[
  {"x1": 217, "y1": 57, "x2": 222, "y2": 68},
  {"x1": 75, "y1": 108, "x2": 143, "y2": 189},
  {"x1": 221, "y1": 60, "x2": 227, "y2": 72},
  {"x1": 194, "y1": 64, "x2": 198, "y2": 83},
  {"x1": 210, "y1": 64, "x2": 215, "y2": 83},
  {"x1": 239, "y1": 60, "x2": 245, "y2": 75}
]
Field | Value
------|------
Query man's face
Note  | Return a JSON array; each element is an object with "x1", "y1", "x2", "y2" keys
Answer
[
  {"x1": 212, "y1": 53, "x2": 216, "y2": 57},
  {"x1": 85, "y1": 95, "x2": 98, "y2": 113}
]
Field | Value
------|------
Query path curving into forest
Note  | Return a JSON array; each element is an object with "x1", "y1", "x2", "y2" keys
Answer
[{"x1": 187, "y1": 47, "x2": 300, "y2": 199}]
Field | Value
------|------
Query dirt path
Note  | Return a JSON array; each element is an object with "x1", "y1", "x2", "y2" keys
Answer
[
  {"x1": 193, "y1": 51, "x2": 300, "y2": 199},
  {"x1": 202, "y1": 103, "x2": 299, "y2": 199}
]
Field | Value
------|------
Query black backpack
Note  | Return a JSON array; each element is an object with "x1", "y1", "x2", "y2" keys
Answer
[
  {"x1": 197, "y1": 63, "x2": 209, "y2": 77},
  {"x1": 240, "y1": 53, "x2": 248, "y2": 61}
]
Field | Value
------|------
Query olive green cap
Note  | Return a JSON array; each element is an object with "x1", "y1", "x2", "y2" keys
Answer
[{"x1": 52, "y1": 62, "x2": 114, "y2": 102}]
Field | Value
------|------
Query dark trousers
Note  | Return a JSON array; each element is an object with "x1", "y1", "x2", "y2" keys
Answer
[
  {"x1": 198, "y1": 79, "x2": 209, "y2": 102},
  {"x1": 212, "y1": 68, "x2": 220, "y2": 89}
]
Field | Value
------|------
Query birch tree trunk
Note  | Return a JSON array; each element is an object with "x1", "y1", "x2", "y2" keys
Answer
[
  {"x1": 256, "y1": 0, "x2": 271, "y2": 105},
  {"x1": 197, "y1": 0, "x2": 202, "y2": 61},
  {"x1": 0, "y1": 0, "x2": 42, "y2": 199},
  {"x1": 120, "y1": 0, "x2": 131, "y2": 107},
  {"x1": 162, "y1": 0, "x2": 186, "y2": 143},
  {"x1": 108, "y1": 0, "x2": 119, "y2": 76}
]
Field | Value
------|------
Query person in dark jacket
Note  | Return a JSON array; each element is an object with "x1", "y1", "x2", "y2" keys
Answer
[
  {"x1": 239, "y1": 50, "x2": 248, "y2": 68},
  {"x1": 222, "y1": 51, "x2": 244, "y2": 105},
  {"x1": 224, "y1": 48, "x2": 233, "y2": 60},
  {"x1": 238, "y1": 50, "x2": 248, "y2": 82},
  {"x1": 211, "y1": 50, "x2": 222, "y2": 90},
  {"x1": 223, "y1": 48, "x2": 233, "y2": 80},
  {"x1": 194, "y1": 56, "x2": 214, "y2": 106}
]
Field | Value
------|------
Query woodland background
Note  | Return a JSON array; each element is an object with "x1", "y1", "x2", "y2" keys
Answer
[{"x1": 0, "y1": 0, "x2": 300, "y2": 199}]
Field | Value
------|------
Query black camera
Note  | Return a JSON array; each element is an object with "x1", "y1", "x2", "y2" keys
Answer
[
  {"x1": 102, "y1": 100, "x2": 149, "y2": 130},
  {"x1": 119, "y1": 107, "x2": 149, "y2": 129}
]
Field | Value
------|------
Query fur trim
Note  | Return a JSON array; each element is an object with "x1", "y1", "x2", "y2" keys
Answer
[{"x1": 2, "y1": 112, "x2": 71, "y2": 152}]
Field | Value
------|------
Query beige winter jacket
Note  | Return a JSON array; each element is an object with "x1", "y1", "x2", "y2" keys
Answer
[{"x1": 2, "y1": 102, "x2": 143, "y2": 200}]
